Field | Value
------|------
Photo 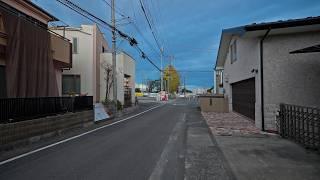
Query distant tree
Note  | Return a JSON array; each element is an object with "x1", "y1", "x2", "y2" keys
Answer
[
  {"x1": 101, "y1": 61, "x2": 114, "y2": 101},
  {"x1": 206, "y1": 86, "x2": 214, "y2": 93},
  {"x1": 163, "y1": 65, "x2": 180, "y2": 93}
]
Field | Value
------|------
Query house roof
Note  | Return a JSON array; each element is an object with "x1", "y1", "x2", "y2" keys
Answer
[
  {"x1": 24, "y1": 0, "x2": 58, "y2": 21},
  {"x1": 215, "y1": 16, "x2": 320, "y2": 69},
  {"x1": 290, "y1": 44, "x2": 320, "y2": 54}
]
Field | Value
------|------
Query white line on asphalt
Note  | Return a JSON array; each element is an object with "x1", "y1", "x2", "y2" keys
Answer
[
  {"x1": 148, "y1": 113, "x2": 186, "y2": 180},
  {"x1": 0, "y1": 104, "x2": 164, "y2": 166}
]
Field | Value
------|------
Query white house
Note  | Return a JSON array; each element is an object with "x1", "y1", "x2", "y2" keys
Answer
[
  {"x1": 51, "y1": 24, "x2": 109, "y2": 102},
  {"x1": 215, "y1": 16, "x2": 320, "y2": 131},
  {"x1": 100, "y1": 52, "x2": 135, "y2": 106}
]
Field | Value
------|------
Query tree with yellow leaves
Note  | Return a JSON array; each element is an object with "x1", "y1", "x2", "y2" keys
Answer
[{"x1": 163, "y1": 65, "x2": 180, "y2": 93}]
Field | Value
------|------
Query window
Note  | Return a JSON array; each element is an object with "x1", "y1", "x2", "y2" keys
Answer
[
  {"x1": 102, "y1": 46, "x2": 105, "y2": 53},
  {"x1": 230, "y1": 40, "x2": 237, "y2": 64},
  {"x1": 62, "y1": 75, "x2": 80, "y2": 95},
  {"x1": 72, "y1": 37, "x2": 78, "y2": 54}
]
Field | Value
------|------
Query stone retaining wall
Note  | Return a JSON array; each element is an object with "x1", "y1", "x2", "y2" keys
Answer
[{"x1": 0, "y1": 110, "x2": 94, "y2": 151}]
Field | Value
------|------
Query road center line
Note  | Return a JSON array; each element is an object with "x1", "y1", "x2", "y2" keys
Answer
[{"x1": 0, "y1": 104, "x2": 164, "y2": 166}]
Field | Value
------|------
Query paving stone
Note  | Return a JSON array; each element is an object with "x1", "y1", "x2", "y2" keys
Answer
[{"x1": 202, "y1": 112, "x2": 261, "y2": 136}]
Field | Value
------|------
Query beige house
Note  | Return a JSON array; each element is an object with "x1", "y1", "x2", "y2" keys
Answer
[
  {"x1": 51, "y1": 25, "x2": 109, "y2": 102},
  {"x1": 215, "y1": 16, "x2": 320, "y2": 131},
  {"x1": 0, "y1": 0, "x2": 72, "y2": 97},
  {"x1": 100, "y1": 52, "x2": 136, "y2": 106}
]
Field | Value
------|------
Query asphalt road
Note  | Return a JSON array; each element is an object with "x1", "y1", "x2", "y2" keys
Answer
[{"x1": 0, "y1": 99, "x2": 194, "y2": 180}]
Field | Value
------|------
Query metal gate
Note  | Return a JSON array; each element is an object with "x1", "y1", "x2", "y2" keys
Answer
[
  {"x1": 277, "y1": 104, "x2": 319, "y2": 151},
  {"x1": 232, "y1": 78, "x2": 255, "y2": 120}
]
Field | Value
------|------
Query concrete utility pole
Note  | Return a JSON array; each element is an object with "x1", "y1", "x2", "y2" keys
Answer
[
  {"x1": 111, "y1": 0, "x2": 117, "y2": 112},
  {"x1": 184, "y1": 76, "x2": 186, "y2": 97},
  {"x1": 167, "y1": 56, "x2": 172, "y2": 94},
  {"x1": 160, "y1": 47, "x2": 163, "y2": 92}
]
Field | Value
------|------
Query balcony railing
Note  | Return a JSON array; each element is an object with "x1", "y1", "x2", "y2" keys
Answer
[{"x1": 0, "y1": 96, "x2": 93, "y2": 124}]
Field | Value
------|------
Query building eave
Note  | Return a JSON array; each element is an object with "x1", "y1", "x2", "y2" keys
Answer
[
  {"x1": 215, "y1": 26, "x2": 245, "y2": 69},
  {"x1": 215, "y1": 16, "x2": 320, "y2": 70}
]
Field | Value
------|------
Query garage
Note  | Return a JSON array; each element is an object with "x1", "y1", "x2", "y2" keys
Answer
[{"x1": 232, "y1": 78, "x2": 255, "y2": 120}]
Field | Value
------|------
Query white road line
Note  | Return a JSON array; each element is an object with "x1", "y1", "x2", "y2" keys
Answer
[
  {"x1": 148, "y1": 113, "x2": 186, "y2": 180},
  {"x1": 0, "y1": 104, "x2": 164, "y2": 166}
]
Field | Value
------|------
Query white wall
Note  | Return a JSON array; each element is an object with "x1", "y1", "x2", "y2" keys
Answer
[
  {"x1": 122, "y1": 53, "x2": 136, "y2": 103},
  {"x1": 52, "y1": 26, "x2": 94, "y2": 97},
  {"x1": 223, "y1": 36, "x2": 262, "y2": 128},
  {"x1": 52, "y1": 25, "x2": 109, "y2": 102},
  {"x1": 100, "y1": 52, "x2": 135, "y2": 105}
]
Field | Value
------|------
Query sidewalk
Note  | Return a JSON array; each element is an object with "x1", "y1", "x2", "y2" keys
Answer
[{"x1": 202, "y1": 112, "x2": 320, "y2": 180}]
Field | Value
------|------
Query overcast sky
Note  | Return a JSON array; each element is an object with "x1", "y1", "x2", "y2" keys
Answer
[{"x1": 33, "y1": 0, "x2": 320, "y2": 89}]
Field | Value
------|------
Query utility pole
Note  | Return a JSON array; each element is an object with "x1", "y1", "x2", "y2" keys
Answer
[
  {"x1": 160, "y1": 47, "x2": 163, "y2": 92},
  {"x1": 111, "y1": 0, "x2": 117, "y2": 112},
  {"x1": 167, "y1": 56, "x2": 172, "y2": 94},
  {"x1": 184, "y1": 76, "x2": 186, "y2": 97}
]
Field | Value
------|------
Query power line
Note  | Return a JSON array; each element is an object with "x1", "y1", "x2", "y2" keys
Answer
[
  {"x1": 129, "y1": 20, "x2": 161, "y2": 57},
  {"x1": 139, "y1": 0, "x2": 162, "y2": 52},
  {"x1": 101, "y1": 0, "x2": 162, "y2": 58},
  {"x1": 101, "y1": 0, "x2": 129, "y2": 19},
  {"x1": 55, "y1": 0, "x2": 161, "y2": 71}
]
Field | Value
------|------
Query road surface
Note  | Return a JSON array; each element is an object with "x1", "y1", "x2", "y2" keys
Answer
[{"x1": 0, "y1": 98, "x2": 200, "y2": 180}]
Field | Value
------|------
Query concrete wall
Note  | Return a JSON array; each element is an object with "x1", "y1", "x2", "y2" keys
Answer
[
  {"x1": 199, "y1": 96, "x2": 229, "y2": 112},
  {"x1": 263, "y1": 31, "x2": 320, "y2": 130},
  {"x1": 0, "y1": 110, "x2": 93, "y2": 151},
  {"x1": 100, "y1": 52, "x2": 135, "y2": 104},
  {"x1": 223, "y1": 36, "x2": 262, "y2": 128}
]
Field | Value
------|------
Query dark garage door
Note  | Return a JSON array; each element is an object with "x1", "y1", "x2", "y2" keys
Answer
[{"x1": 232, "y1": 78, "x2": 255, "y2": 120}]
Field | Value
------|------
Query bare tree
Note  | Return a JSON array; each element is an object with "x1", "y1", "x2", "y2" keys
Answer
[{"x1": 101, "y1": 61, "x2": 114, "y2": 101}]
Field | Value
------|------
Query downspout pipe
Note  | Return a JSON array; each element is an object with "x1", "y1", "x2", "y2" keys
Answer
[{"x1": 260, "y1": 28, "x2": 271, "y2": 131}]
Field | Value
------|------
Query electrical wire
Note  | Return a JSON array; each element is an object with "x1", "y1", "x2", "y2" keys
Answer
[
  {"x1": 139, "y1": 0, "x2": 162, "y2": 52},
  {"x1": 55, "y1": 0, "x2": 161, "y2": 71},
  {"x1": 101, "y1": 0, "x2": 129, "y2": 18}
]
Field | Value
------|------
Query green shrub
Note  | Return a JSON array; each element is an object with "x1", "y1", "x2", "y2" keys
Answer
[{"x1": 102, "y1": 99, "x2": 123, "y2": 111}]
